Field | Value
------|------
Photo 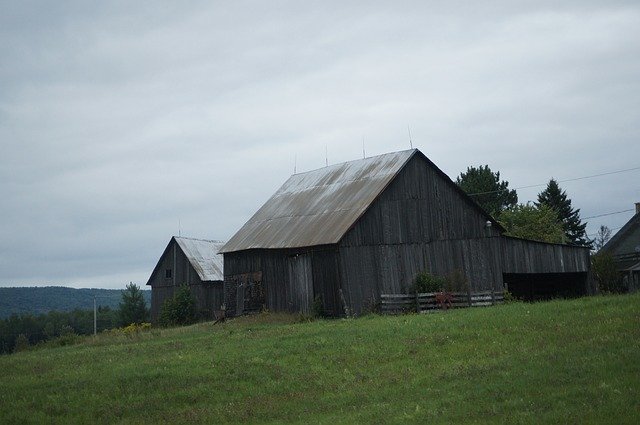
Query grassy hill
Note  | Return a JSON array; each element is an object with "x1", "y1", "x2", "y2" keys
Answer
[
  {"x1": 1, "y1": 293, "x2": 638, "y2": 424},
  {"x1": 0, "y1": 287, "x2": 151, "y2": 318}
]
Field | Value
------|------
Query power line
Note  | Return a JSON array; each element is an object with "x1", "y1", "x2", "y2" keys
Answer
[
  {"x1": 587, "y1": 225, "x2": 623, "y2": 237},
  {"x1": 582, "y1": 209, "x2": 634, "y2": 220},
  {"x1": 467, "y1": 165, "x2": 640, "y2": 197}
]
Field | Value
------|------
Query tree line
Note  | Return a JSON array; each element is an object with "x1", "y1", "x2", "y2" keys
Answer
[{"x1": 1, "y1": 283, "x2": 149, "y2": 354}]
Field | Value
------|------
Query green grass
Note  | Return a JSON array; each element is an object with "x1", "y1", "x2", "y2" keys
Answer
[{"x1": 1, "y1": 294, "x2": 639, "y2": 424}]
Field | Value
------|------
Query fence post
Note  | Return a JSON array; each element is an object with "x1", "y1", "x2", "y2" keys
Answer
[
  {"x1": 467, "y1": 287, "x2": 472, "y2": 307},
  {"x1": 491, "y1": 290, "x2": 495, "y2": 305},
  {"x1": 415, "y1": 292, "x2": 420, "y2": 313}
]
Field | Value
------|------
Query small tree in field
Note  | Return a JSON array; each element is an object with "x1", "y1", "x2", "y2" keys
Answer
[
  {"x1": 159, "y1": 285, "x2": 196, "y2": 327},
  {"x1": 119, "y1": 282, "x2": 149, "y2": 326}
]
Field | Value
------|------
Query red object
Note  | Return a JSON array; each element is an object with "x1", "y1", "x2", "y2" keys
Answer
[{"x1": 435, "y1": 292, "x2": 453, "y2": 310}]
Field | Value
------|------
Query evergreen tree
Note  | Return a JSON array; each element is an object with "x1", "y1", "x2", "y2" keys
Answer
[
  {"x1": 119, "y1": 283, "x2": 149, "y2": 326},
  {"x1": 456, "y1": 165, "x2": 517, "y2": 218},
  {"x1": 536, "y1": 179, "x2": 591, "y2": 247}
]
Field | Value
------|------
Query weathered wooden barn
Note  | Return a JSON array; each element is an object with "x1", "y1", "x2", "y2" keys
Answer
[
  {"x1": 146, "y1": 237, "x2": 225, "y2": 322},
  {"x1": 220, "y1": 149, "x2": 592, "y2": 317},
  {"x1": 601, "y1": 203, "x2": 640, "y2": 292}
]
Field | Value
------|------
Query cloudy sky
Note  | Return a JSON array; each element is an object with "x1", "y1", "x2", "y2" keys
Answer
[{"x1": 1, "y1": 1, "x2": 639, "y2": 289}]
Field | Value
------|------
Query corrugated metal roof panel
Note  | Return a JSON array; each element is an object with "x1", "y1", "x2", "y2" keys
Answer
[
  {"x1": 175, "y1": 237, "x2": 225, "y2": 281},
  {"x1": 220, "y1": 149, "x2": 416, "y2": 252}
]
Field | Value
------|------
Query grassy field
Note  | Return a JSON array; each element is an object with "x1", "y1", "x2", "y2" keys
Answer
[{"x1": 0, "y1": 293, "x2": 638, "y2": 424}]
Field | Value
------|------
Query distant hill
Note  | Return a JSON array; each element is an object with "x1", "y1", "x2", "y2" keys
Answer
[{"x1": 0, "y1": 287, "x2": 151, "y2": 318}]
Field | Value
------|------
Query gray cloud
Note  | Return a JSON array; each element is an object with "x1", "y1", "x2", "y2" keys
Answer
[{"x1": 1, "y1": 1, "x2": 639, "y2": 288}]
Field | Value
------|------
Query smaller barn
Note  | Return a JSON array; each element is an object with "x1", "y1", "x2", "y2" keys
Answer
[
  {"x1": 146, "y1": 236, "x2": 225, "y2": 323},
  {"x1": 601, "y1": 203, "x2": 640, "y2": 292}
]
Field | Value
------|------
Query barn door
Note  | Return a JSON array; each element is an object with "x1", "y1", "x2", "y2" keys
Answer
[
  {"x1": 288, "y1": 254, "x2": 314, "y2": 314},
  {"x1": 227, "y1": 272, "x2": 264, "y2": 316}
]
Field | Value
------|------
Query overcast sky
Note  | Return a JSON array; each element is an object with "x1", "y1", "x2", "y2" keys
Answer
[{"x1": 1, "y1": 1, "x2": 639, "y2": 289}]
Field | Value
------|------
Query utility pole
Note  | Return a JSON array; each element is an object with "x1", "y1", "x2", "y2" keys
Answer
[{"x1": 93, "y1": 295, "x2": 97, "y2": 336}]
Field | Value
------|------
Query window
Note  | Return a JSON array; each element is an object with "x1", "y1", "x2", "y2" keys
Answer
[{"x1": 165, "y1": 269, "x2": 172, "y2": 279}]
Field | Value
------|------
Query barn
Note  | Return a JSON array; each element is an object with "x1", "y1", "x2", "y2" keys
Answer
[
  {"x1": 219, "y1": 149, "x2": 592, "y2": 317},
  {"x1": 601, "y1": 203, "x2": 640, "y2": 292},
  {"x1": 146, "y1": 236, "x2": 225, "y2": 323}
]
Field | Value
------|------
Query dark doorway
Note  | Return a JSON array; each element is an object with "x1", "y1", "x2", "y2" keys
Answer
[{"x1": 503, "y1": 272, "x2": 588, "y2": 301}]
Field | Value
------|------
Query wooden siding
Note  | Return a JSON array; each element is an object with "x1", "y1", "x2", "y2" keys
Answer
[
  {"x1": 338, "y1": 238, "x2": 504, "y2": 315},
  {"x1": 500, "y1": 237, "x2": 590, "y2": 274},
  {"x1": 223, "y1": 246, "x2": 341, "y2": 317},
  {"x1": 337, "y1": 155, "x2": 505, "y2": 315},
  {"x1": 148, "y1": 240, "x2": 224, "y2": 323},
  {"x1": 340, "y1": 155, "x2": 502, "y2": 247}
]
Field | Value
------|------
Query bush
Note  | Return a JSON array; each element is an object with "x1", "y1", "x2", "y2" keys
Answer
[
  {"x1": 312, "y1": 295, "x2": 324, "y2": 318},
  {"x1": 413, "y1": 271, "x2": 445, "y2": 293},
  {"x1": 159, "y1": 285, "x2": 196, "y2": 327},
  {"x1": 592, "y1": 252, "x2": 624, "y2": 293},
  {"x1": 13, "y1": 334, "x2": 29, "y2": 353}
]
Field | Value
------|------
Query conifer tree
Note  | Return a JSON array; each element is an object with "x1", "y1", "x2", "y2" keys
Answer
[
  {"x1": 536, "y1": 179, "x2": 591, "y2": 247},
  {"x1": 456, "y1": 165, "x2": 517, "y2": 219},
  {"x1": 119, "y1": 282, "x2": 149, "y2": 326}
]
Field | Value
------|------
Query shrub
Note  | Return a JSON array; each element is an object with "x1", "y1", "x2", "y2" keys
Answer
[
  {"x1": 312, "y1": 295, "x2": 324, "y2": 318},
  {"x1": 13, "y1": 334, "x2": 29, "y2": 353},
  {"x1": 159, "y1": 285, "x2": 196, "y2": 327},
  {"x1": 413, "y1": 271, "x2": 445, "y2": 293},
  {"x1": 592, "y1": 252, "x2": 624, "y2": 293}
]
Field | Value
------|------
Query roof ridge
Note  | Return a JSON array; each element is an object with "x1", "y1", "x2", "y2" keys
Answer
[
  {"x1": 291, "y1": 148, "x2": 417, "y2": 176},
  {"x1": 174, "y1": 236, "x2": 225, "y2": 243}
]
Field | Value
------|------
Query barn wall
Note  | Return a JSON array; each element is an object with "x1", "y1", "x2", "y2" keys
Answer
[
  {"x1": 500, "y1": 237, "x2": 590, "y2": 274},
  {"x1": 338, "y1": 238, "x2": 504, "y2": 315},
  {"x1": 340, "y1": 154, "x2": 502, "y2": 247},
  {"x1": 337, "y1": 154, "x2": 505, "y2": 315},
  {"x1": 223, "y1": 246, "x2": 340, "y2": 317}
]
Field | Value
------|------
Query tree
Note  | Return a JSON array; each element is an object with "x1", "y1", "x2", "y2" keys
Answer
[
  {"x1": 499, "y1": 203, "x2": 567, "y2": 244},
  {"x1": 536, "y1": 179, "x2": 591, "y2": 247},
  {"x1": 159, "y1": 285, "x2": 196, "y2": 327},
  {"x1": 591, "y1": 252, "x2": 623, "y2": 293},
  {"x1": 119, "y1": 282, "x2": 149, "y2": 326},
  {"x1": 456, "y1": 165, "x2": 517, "y2": 218},
  {"x1": 592, "y1": 225, "x2": 612, "y2": 252}
]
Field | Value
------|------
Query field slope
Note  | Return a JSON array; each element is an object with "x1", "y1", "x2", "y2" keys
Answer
[{"x1": 1, "y1": 294, "x2": 639, "y2": 424}]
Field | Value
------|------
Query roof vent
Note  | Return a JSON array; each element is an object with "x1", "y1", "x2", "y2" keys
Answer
[{"x1": 636, "y1": 202, "x2": 640, "y2": 215}]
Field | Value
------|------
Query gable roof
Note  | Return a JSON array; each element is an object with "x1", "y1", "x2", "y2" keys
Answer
[
  {"x1": 147, "y1": 237, "x2": 224, "y2": 285},
  {"x1": 220, "y1": 149, "x2": 502, "y2": 253},
  {"x1": 601, "y1": 211, "x2": 640, "y2": 254},
  {"x1": 220, "y1": 150, "x2": 415, "y2": 252},
  {"x1": 175, "y1": 237, "x2": 225, "y2": 281}
]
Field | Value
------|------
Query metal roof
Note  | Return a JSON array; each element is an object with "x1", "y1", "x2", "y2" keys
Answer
[
  {"x1": 174, "y1": 237, "x2": 225, "y2": 281},
  {"x1": 220, "y1": 150, "x2": 417, "y2": 252}
]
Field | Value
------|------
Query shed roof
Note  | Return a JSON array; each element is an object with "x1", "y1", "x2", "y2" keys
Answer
[
  {"x1": 147, "y1": 237, "x2": 224, "y2": 285},
  {"x1": 175, "y1": 237, "x2": 225, "y2": 281},
  {"x1": 220, "y1": 150, "x2": 416, "y2": 252}
]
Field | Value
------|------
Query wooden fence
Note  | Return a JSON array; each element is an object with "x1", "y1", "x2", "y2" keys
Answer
[{"x1": 380, "y1": 291, "x2": 504, "y2": 314}]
